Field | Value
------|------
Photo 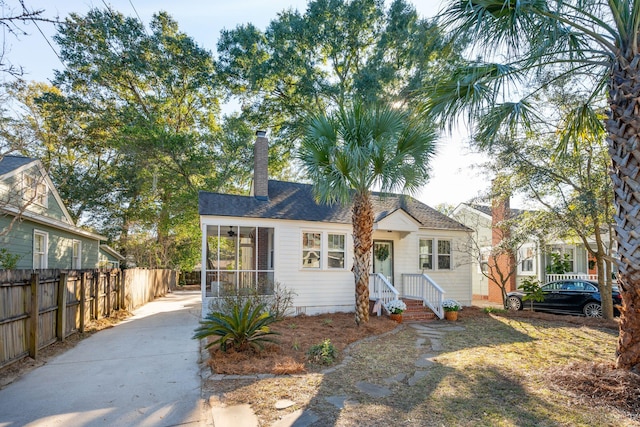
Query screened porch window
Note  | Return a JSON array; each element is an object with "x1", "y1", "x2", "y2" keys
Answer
[{"x1": 205, "y1": 225, "x2": 275, "y2": 297}]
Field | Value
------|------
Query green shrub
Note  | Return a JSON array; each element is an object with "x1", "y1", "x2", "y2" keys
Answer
[
  {"x1": 307, "y1": 339, "x2": 337, "y2": 365},
  {"x1": 208, "y1": 282, "x2": 296, "y2": 321},
  {"x1": 519, "y1": 276, "x2": 544, "y2": 310},
  {"x1": 0, "y1": 249, "x2": 20, "y2": 269},
  {"x1": 193, "y1": 301, "x2": 280, "y2": 352}
]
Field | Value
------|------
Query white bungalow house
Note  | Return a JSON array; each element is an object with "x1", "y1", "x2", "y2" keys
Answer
[
  {"x1": 453, "y1": 201, "x2": 616, "y2": 303},
  {"x1": 198, "y1": 132, "x2": 473, "y2": 318}
]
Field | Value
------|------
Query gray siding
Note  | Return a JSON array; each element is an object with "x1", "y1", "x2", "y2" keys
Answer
[
  {"x1": 0, "y1": 166, "x2": 71, "y2": 224},
  {"x1": 0, "y1": 216, "x2": 100, "y2": 269}
]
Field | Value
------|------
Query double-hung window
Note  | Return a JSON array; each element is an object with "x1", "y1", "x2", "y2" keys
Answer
[
  {"x1": 302, "y1": 232, "x2": 322, "y2": 268},
  {"x1": 72, "y1": 240, "x2": 81, "y2": 269},
  {"x1": 302, "y1": 232, "x2": 347, "y2": 270},
  {"x1": 419, "y1": 238, "x2": 452, "y2": 270},
  {"x1": 24, "y1": 174, "x2": 48, "y2": 207},
  {"x1": 327, "y1": 233, "x2": 345, "y2": 269},
  {"x1": 419, "y1": 239, "x2": 433, "y2": 270},
  {"x1": 33, "y1": 231, "x2": 48, "y2": 269},
  {"x1": 437, "y1": 240, "x2": 451, "y2": 270},
  {"x1": 519, "y1": 245, "x2": 536, "y2": 274}
]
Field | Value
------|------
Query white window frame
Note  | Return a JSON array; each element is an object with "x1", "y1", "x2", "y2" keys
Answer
[
  {"x1": 419, "y1": 238, "x2": 452, "y2": 271},
  {"x1": 23, "y1": 173, "x2": 48, "y2": 207},
  {"x1": 327, "y1": 233, "x2": 346, "y2": 269},
  {"x1": 72, "y1": 240, "x2": 81, "y2": 270},
  {"x1": 33, "y1": 230, "x2": 48, "y2": 269},
  {"x1": 301, "y1": 231, "x2": 322, "y2": 269},
  {"x1": 437, "y1": 239, "x2": 452, "y2": 270},
  {"x1": 301, "y1": 231, "x2": 349, "y2": 271},
  {"x1": 479, "y1": 247, "x2": 491, "y2": 274},
  {"x1": 419, "y1": 238, "x2": 433, "y2": 270},
  {"x1": 518, "y1": 244, "x2": 536, "y2": 274},
  {"x1": 549, "y1": 245, "x2": 576, "y2": 273}
]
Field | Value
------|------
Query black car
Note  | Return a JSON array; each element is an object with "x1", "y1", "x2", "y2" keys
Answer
[{"x1": 506, "y1": 279, "x2": 621, "y2": 317}]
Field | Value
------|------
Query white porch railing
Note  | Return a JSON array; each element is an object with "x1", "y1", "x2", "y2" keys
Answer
[
  {"x1": 368, "y1": 273, "x2": 399, "y2": 316},
  {"x1": 546, "y1": 273, "x2": 598, "y2": 282},
  {"x1": 401, "y1": 273, "x2": 445, "y2": 319}
]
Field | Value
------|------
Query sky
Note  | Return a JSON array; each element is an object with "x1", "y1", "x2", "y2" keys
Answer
[{"x1": 2, "y1": 0, "x2": 493, "y2": 209}]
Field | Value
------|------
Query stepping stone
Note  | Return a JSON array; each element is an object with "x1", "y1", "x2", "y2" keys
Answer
[
  {"x1": 383, "y1": 372, "x2": 407, "y2": 384},
  {"x1": 415, "y1": 354, "x2": 437, "y2": 368},
  {"x1": 356, "y1": 381, "x2": 392, "y2": 398},
  {"x1": 211, "y1": 404, "x2": 258, "y2": 427},
  {"x1": 272, "y1": 409, "x2": 319, "y2": 427},
  {"x1": 420, "y1": 332, "x2": 445, "y2": 339},
  {"x1": 415, "y1": 337, "x2": 427, "y2": 347},
  {"x1": 325, "y1": 395, "x2": 356, "y2": 409},
  {"x1": 430, "y1": 339, "x2": 443, "y2": 351},
  {"x1": 275, "y1": 399, "x2": 296, "y2": 409},
  {"x1": 408, "y1": 370, "x2": 429, "y2": 386}
]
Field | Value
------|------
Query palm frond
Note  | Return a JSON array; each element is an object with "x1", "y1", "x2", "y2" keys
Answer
[
  {"x1": 475, "y1": 100, "x2": 539, "y2": 150},
  {"x1": 299, "y1": 102, "x2": 438, "y2": 204}
]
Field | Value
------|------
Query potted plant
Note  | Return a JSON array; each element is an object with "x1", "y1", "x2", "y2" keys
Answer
[
  {"x1": 385, "y1": 299, "x2": 407, "y2": 323},
  {"x1": 442, "y1": 299, "x2": 461, "y2": 321}
]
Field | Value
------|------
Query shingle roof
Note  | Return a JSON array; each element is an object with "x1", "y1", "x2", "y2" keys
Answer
[
  {"x1": 0, "y1": 155, "x2": 36, "y2": 176},
  {"x1": 200, "y1": 180, "x2": 470, "y2": 231},
  {"x1": 468, "y1": 203, "x2": 527, "y2": 218}
]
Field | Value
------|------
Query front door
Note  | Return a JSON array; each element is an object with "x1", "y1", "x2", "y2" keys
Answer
[{"x1": 373, "y1": 241, "x2": 393, "y2": 284}]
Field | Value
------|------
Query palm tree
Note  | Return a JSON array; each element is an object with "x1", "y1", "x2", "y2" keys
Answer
[
  {"x1": 299, "y1": 103, "x2": 437, "y2": 325},
  {"x1": 428, "y1": 0, "x2": 640, "y2": 370}
]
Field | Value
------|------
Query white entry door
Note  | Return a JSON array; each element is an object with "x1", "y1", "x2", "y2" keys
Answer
[{"x1": 373, "y1": 241, "x2": 393, "y2": 284}]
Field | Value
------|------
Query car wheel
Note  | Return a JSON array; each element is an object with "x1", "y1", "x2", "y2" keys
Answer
[
  {"x1": 583, "y1": 302, "x2": 602, "y2": 318},
  {"x1": 507, "y1": 295, "x2": 522, "y2": 311}
]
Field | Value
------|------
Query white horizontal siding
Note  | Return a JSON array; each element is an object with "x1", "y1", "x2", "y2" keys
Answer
[
  {"x1": 200, "y1": 215, "x2": 473, "y2": 314},
  {"x1": 394, "y1": 229, "x2": 473, "y2": 306}
]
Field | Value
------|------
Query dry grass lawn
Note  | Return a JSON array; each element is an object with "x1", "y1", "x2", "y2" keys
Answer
[{"x1": 202, "y1": 308, "x2": 640, "y2": 426}]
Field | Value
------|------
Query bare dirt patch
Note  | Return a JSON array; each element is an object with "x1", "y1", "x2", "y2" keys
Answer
[
  {"x1": 0, "y1": 310, "x2": 132, "y2": 390},
  {"x1": 204, "y1": 312, "x2": 399, "y2": 375}
]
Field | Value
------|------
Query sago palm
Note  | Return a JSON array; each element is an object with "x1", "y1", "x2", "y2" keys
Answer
[
  {"x1": 299, "y1": 103, "x2": 437, "y2": 325},
  {"x1": 428, "y1": 0, "x2": 640, "y2": 371}
]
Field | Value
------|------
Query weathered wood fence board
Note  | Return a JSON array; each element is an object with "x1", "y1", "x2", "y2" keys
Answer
[{"x1": 0, "y1": 268, "x2": 175, "y2": 368}]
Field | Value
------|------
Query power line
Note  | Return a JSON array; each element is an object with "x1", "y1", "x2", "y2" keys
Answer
[
  {"x1": 32, "y1": 19, "x2": 66, "y2": 72},
  {"x1": 128, "y1": 0, "x2": 148, "y2": 34}
]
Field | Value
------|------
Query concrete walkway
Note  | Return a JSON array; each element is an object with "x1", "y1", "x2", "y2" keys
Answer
[{"x1": 0, "y1": 290, "x2": 212, "y2": 427}]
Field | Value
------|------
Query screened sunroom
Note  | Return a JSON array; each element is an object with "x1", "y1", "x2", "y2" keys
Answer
[{"x1": 203, "y1": 225, "x2": 275, "y2": 298}]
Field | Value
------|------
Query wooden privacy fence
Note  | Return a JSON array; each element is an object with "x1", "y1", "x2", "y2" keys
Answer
[{"x1": 0, "y1": 268, "x2": 176, "y2": 368}]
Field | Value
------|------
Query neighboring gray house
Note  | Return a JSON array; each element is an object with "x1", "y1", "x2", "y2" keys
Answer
[
  {"x1": 0, "y1": 155, "x2": 105, "y2": 269},
  {"x1": 198, "y1": 132, "x2": 473, "y2": 317},
  {"x1": 99, "y1": 245, "x2": 125, "y2": 269}
]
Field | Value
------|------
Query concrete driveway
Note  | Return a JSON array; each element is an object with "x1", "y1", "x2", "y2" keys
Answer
[{"x1": 0, "y1": 290, "x2": 212, "y2": 427}]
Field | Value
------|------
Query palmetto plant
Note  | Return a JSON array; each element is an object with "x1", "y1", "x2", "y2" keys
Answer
[
  {"x1": 299, "y1": 103, "x2": 437, "y2": 325},
  {"x1": 428, "y1": 0, "x2": 640, "y2": 370},
  {"x1": 193, "y1": 301, "x2": 280, "y2": 352}
]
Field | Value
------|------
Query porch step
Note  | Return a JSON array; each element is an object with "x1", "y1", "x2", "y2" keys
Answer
[{"x1": 400, "y1": 298, "x2": 437, "y2": 321}]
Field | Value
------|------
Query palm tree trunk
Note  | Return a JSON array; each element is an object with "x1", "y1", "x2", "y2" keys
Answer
[
  {"x1": 608, "y1": 48, "x2": 640, "y2": 371},
  {"x1": 352, "y1": 191, "x2": 373, "y2": 325}
]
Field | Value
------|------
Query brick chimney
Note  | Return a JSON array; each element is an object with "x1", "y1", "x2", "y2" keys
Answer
[
  {"x1": 252, "y1": 130, "x2": 269, "y2": 200},
  {"x1": 488, "y1": 187, "x2": 517, "y2": 303}
]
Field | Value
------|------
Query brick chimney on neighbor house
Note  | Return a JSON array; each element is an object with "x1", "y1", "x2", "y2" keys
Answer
[
  {"x1": 488, "y1": 190, "x2": 517, "y2": 304},
  {"x1": 252, "y1": 130, "x2": 269, "y2": 200}
]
